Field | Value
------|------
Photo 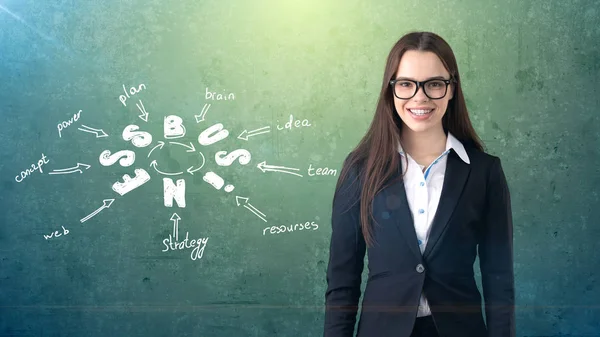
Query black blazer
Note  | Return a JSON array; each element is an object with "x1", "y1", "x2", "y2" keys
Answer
[{"x1": 324, "y1": 147, "x2": 515, "y2": 337}]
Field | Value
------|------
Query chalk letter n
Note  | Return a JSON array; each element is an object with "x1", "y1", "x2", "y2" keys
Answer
[{"x1": 163, "y1": 178, "x2": 186, "y2": 208}]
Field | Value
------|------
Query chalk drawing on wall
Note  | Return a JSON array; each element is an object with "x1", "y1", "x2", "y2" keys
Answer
[
  {"x1": 15, "y1": 81, "x2": 338, "y2": 247},
  {"x1": 161, "y1": 212, "x2": 209, "y2": 260}
]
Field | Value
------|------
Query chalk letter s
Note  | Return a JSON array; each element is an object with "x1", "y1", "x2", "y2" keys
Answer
[{"x1": 123, "y1": 125, "x2": 152, "y2": 148}]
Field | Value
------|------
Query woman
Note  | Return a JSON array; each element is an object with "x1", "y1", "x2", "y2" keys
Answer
[{"x1": 323, "y1": 31, "x2": 515, "y2": 337}]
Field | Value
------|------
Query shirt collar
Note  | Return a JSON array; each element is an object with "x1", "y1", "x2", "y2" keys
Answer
[{"x1": 397, "y1": 132, "x2": 470, "y2": 164}]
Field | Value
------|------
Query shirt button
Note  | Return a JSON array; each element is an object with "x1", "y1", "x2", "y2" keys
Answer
[
  {"x1": 418, "y1": 209, "x2": 425, "y2": 214},
  {"x1": 420, "y1": 182, "x2": 425, "y2": 187},
  {"x1": 418, "y1": 239, "x2": 423, "y2": 245},
  {"x1": 416, "y1": 264, "x2": 425, "y2": 273}
]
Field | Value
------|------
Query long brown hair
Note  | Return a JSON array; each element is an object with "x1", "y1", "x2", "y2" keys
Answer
[{"x1": 335, "y1": 31, "x2": 485, "y2": 247}]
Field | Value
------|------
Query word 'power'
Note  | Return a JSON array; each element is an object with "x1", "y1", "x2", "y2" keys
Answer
[{"x1": 57, "y1": 110, "x2": 82, "y2": 138}]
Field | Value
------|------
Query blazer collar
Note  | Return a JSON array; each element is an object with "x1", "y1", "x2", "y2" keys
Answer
[{"x1": 397, "y1": 132, "x2": 470, "y2": 165}]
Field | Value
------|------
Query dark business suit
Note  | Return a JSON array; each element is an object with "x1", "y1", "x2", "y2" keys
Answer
[{"x1": 324, "y1": 146, "x2": 515, "y2": 337}]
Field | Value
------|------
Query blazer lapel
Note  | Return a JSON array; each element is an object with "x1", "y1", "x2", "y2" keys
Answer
[
  {"x1": 422, "y1": 150, "x2": 470, "y2": 259},
  {"x1": 383, "y1": 163, "x2": 423, "y2": 261}
]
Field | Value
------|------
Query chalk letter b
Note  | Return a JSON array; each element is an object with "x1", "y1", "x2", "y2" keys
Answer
[{"x1": 164, "y1": 115, "x2": 186, "y2": 139}]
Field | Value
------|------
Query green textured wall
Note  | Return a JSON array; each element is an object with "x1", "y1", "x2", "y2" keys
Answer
[{"x1": 1, "y1": 0, "x2": 599, "y2": 336}]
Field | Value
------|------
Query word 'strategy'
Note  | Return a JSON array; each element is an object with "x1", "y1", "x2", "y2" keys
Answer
[
  {"x1": 44, "y1": 226, "x2": 69, "y2": 240},
  {"x1": 161, "y1": 213, "x2": 209, "y2": 260},
  {"x1": 15, "y1": 153, "x2": 49, "y2": 183},
  {"x1": 57, "y1": 110, "x2": 81, "y2": 138},
  {"x1": 263, "y1": 221, "x2": 319, "y2": 236}
]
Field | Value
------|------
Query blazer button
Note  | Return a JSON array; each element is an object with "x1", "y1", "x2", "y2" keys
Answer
[{"x1": 416, "y1": 264, "x2": 425, "y2": 273}]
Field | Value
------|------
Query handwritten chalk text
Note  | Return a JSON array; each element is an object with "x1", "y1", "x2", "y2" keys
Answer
[
  {"x1": 205, "y1": 87, "x2": 235, "y2": 101},
  {"x1": 276, "y1": 114, "x2": 311, "y2": 131},
  {"x1": 44, "y1": 226, "x2": 69, "y2": 240},
  {"x1": 57, "y1": 110, "x2": 82, "y2": 138},
  {"x1": 15, "y1": 153, "x2": 49, "y2": 183},
  {"x1": 308, "y1": 164, "x2": 337, "y2": 176},
  {"x1": 162, "y1": 232, "x2": 209, "y2": 260},
  {"x1": 263, "y1": 221, "x2": 319, "y2": 235},
  {"x1": 119, "y1": 83, "x2": 146, "y2": 107}
]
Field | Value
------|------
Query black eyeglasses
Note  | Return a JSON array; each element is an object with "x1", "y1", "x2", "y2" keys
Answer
[{"x1": 389, "y1": 77, "x2": 456, "y2": 100}]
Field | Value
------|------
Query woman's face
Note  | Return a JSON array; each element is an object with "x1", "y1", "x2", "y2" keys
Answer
[{"x1": 392, "y1": 50, "x2": 454, "y2": 134}]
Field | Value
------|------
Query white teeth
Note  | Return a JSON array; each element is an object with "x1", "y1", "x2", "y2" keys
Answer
[{"x1": 409, "y1": 109, "x2": 433, "y2": 115}]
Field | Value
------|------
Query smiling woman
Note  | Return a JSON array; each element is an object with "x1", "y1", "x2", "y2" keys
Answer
[
  {"x1": 323, "y1": 31, "x2": 515, "y2": 337},
  {"x1": 391, "y1": 51, "x2": 456, "y2": 135}
]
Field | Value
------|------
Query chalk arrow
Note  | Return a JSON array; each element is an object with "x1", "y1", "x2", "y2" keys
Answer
[
  {"x1": 170, "y1": 213, "x2": 181, "y2": 241},
  {"x1": 187, "y1": 166, "x2": 201, "y2": 175},
  {"x1": 170, "y1": 141, "x2": 196, "y2": 152},
  {"x1": 235, "y1": 196, "x2": 267, "y2": 222},
  {"x1": 136, "y1": 100, "x2": 149, "y2": 122},
  {"x1": 147, "y1": 141, "x2": 165, "y2": 158},
  {"x1": 235, "y1": 196, "x2": 249, "y2": 206},
  {"x1": 170, "y1": 212, "x2": 181, "y2": 222},
  {"x1": 238, "y1": 126, "x2": 271, "y2": 141},
  {"x1": 80, "y1": 199, "x2": 114, "y2": 223},
  {"x1": 195, "y1": 103, "x2": 211, "y2": 123},
  {"x1": 257, "y1": 161, "x2": 303, "y2": 177},
  {"x1": 77, "y1": 125, "x2": 108, "y2": 138},
  {"x1": 49, "y1": 163, "x2": 91, "y2": 175},
  {"x1": 186, "y1": 152, "x2": 205, "y2": 175},
  {"x1": 150, "y1": 160, "x2": 183, "y2": 176}
]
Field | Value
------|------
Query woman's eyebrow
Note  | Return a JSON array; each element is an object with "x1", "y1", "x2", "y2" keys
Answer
[{"x1": 394, "y1": 75, "x2": 447, "y2": 80}]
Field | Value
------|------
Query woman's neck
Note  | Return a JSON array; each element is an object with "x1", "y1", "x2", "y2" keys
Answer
[{"x1": 400, "y1": 127, "x2": 447, "y2": 158}]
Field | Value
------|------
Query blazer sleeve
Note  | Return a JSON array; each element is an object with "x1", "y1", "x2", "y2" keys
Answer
[
  {"x1": 478, "y1": 157, "x2": 516, "y2": 337},
  {"x1": 323, "y1": 164, "x2": 366, "y2": 337}
]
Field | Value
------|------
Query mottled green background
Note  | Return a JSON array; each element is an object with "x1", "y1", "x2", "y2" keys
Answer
[{"x1": 1, "y1": 0, "x2": 599, "y2": 336}]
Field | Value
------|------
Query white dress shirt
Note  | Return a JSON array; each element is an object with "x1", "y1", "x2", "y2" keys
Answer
[{"x1": 397, "y1": 132, "x2": 471, "y2": 317}]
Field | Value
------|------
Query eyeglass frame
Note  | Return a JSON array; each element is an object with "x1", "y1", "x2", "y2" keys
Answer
[{"x1": 389, "y1": 76, "x2": 456, "y2": 100}]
